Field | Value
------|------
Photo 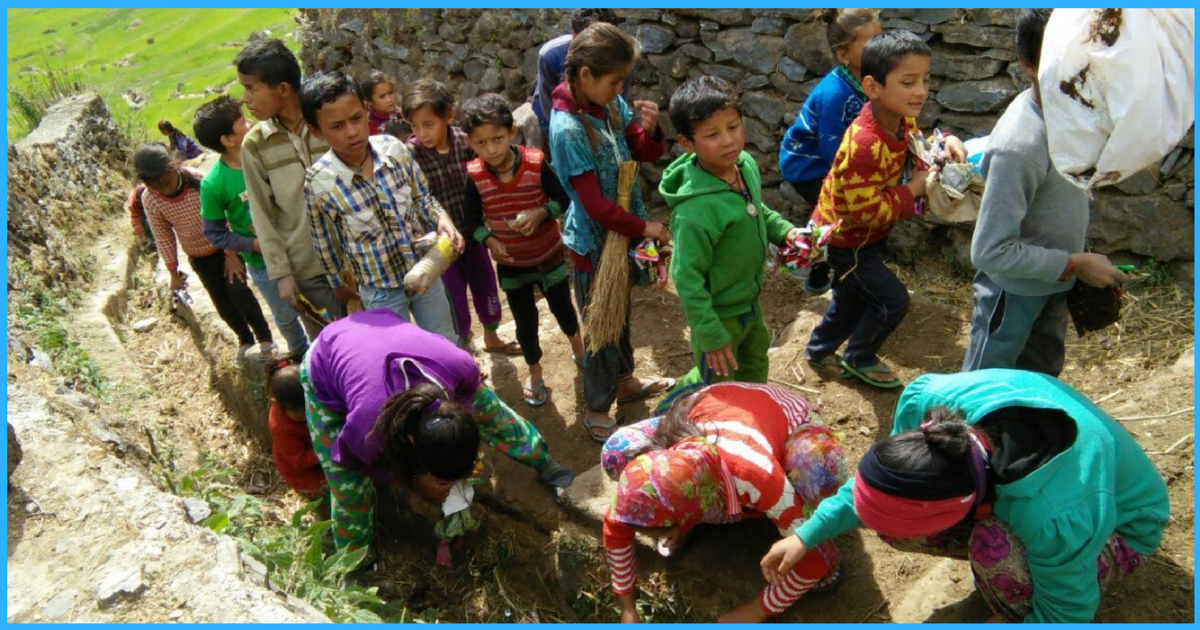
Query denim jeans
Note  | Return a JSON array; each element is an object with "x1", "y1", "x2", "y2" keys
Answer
[
  {"x1": 358, "y1": 279, "x2": 458, "y2": 343},
  {"x1": 247, "y1": 264, "x2": 309, "y2": 354}
]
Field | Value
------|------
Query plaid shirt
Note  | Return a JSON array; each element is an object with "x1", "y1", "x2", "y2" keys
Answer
[
  {"x1": 141, "y1": 169, "x2": 220, "y2": 271},
  {"x1": 305, "y1": 135, "x2": 447, "y2": 290},
  {"x1": 405, "y1": 126, "x2": 472, "y2": 229}
]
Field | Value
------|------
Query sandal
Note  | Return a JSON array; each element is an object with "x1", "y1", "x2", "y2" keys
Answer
[
  {"x1": 840, "y1": 359, "x2": 904, "y2": 389},
  {"x1": 252, "y1": 342, "x2": 279, "y2": 363},
  {"x1": 616, "y1": 376, "x2": 676, "y2": 405},
  {"x1": 537, "y1": 458, "x2": 576, "y2": 505},
  {"x1": 484, "y1": 340, "x2": 522, "y2": 356},
  {"x1": 523, "y1": 378, "x2": 549, "y2": 408},
  {"x1": 582, "y1": 413, "x2": 619, "y2": 443},
  {"x1": 808, "y1": 355, "x2": 851, "y2": 379}
]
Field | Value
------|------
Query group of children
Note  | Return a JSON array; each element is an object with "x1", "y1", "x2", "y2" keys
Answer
[{"x1": 122, "y1": 7, "x2": 1162, "y2": 624}]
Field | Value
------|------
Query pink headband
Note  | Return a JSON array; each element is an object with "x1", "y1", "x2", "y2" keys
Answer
[{"x1": 852, "y1": 474, "x2": 974, "y2": 539}]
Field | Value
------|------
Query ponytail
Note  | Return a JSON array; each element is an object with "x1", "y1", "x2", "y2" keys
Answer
[
  {"x1": 873, "y1": 406, "x2": 991, "y2": 505},
  {"x1": 649, "y1": 392, "x2": 704, "y2": 450},
  {"x1": 564, "y1": 22, "x2": 638, "y2": 154},
  {"x1": 373, "y1": 383, "x2": 480, "y2": 487}
]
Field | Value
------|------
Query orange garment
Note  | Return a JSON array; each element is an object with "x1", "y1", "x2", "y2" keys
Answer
[{"x1": 268, "y1": 402, "x2": 327, "y2": 496}]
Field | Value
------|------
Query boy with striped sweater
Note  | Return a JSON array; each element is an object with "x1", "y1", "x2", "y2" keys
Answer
[
  {"x1": 806, "y1": 31, "x2": 965, "y2": 389},
  {"x1": 458, "y1": 94, "x2": 584, "y2": 408}
]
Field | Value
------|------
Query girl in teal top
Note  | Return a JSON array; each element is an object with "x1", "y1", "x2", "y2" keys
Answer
[{"x1": 761, "y1": 369, "x2": 1169, "y2": 623}]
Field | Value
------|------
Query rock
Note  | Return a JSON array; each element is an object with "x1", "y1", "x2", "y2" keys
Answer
[
  {"x1": 241, "y1": 554, "x2": 269, "y2": 588},
  {"x1": 214, "y1": 536, "x2": 242, "y2": 578},
  {"x1": 29, "y1": 349, "x2": 53, "y2": 373},
  {"x1": 770, "y1": 72, "x2": 815, "y2": 102},
  {"x1": 183, "y1": 498, "x2": 212, "y2": 524},
  {"x1": 937, "y1": 78, "x2": 1019, "y2": 113},
  {"x1": 8, "y1": 423, "x2": 22, "y2": 482},
  {"x1": 42, "y1": 590, "x2": 77, "y2": 621},
  {"x1": 1183, "y1": 126, "x2": 1194, "y2": 150},
  {"x1": 8, "y1": 333, "x2": 29, "y2": 361},
  {"x1": 56, "y1": 388, "x2": 98, "y2": 412},
  {"x1": 971, "y1": 8, "x2": 1020, "y2": 27},
  {"x1": 96, "y1": 564, "x2": 147, "y2": 608},
  {"x1": 777, "y1": 57, "x2": 809, "y2": 83},
  {"x1": 1115, "y1": 169, "x2": 1162, "y2": 196},
  {"x1": 614, "y1": 9, "x2": 661, "y2": 21},
  {"x1": 479, "y1": 67, "x2": 504, "y2": 92},
  {"x1": 463, "y1": 59, "x2": 486, "y2": 83},
  {"x1": 126, "y1": 18, "x2": 143, "y2": 29},
  {"x1": 647, "y1": 54, "x2": 691, "y2": 80},
  {"x1": 1166, "y1": 181, "x2": 1188, "y2": 201},
  {"x1": 784, "y1": 21, "x2": 836, "y2": 76},
  {"x1": 117, "y1": 476, "x2": 138, "y2": 492},
  {"x1": 932, "y1": 24, "x2": 1015, "y2": 49},
  {"x1": 751, "y1": 17, "x2": 788, "y2": 36},
  {"x1": 741, "y1": 91, "x2": 792, "y2": 127},
  {"x1": 751, "y1": 9, "x2": 809, "y2": 19},
  {"x1": 678, "y1": 43, "x2": 713, "y2": 62},
  {"x1": 169, "y1": 610, "x2": 184, "y2": 620},
  {"x1": 1008, "y1": 61, "x2": 1033, "y2": 92},
  {"x1": 131, "y1": 317, "x2": 158, "y2": 333},
  {"x1": 625, "y1": 23, "x2": 675, "y2": 54},
  {"x1": 373, "y1": 37, "x2": 407, "y2": 61},
  {"x1": 497, "y1": 48, "x2": 521, "y2": 69},
  {"x1": 931, "y1": 51, "x2": 1005, "y2": 81},
  {"x1": 340, "y1": 18, "x2": 363, "y2": 36},
  {"x1": 743, "y1": 75, "x2": 770, "y2": 90},
  {"x1": 937, "y1": 112, "x2": 1000, "y2": 138},
  {"x1": 981, "y1": 48, "x2": 1018, "y2": 62},
  {"x1": 247, "y1": 30, "x2": 265, "y2": 42},
  {"x1": 1088, "y1": 193, "x2": 1194, "y2": 261},
  {"x1": 884, "y1": 18, "x2": 930, "y2": 33},
  {"x1": 908, "y1": 9, "x2": 960, "y2": 24},
  {"x1": 697, "y1": 63, "x2": 745, "y2": 85},
  {"x1": 918, "y1": 100, "x2": 943, "y2": 130},
  {"x1": 742, "y1": 117, "x2": 775, "y2": 152},
  {"x1": 709, "y1": 29, "x2": 784, "y2": 75},
  {"x1": 673, "y1": 9, "x2": 751, "y2": 25},
  {"x1": 699, "y1": 20, "x2": 720, "y2": 33}
]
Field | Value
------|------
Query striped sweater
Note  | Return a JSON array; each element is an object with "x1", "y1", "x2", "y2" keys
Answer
[
  {"x1": 604, "y1": 383, "x2": 837, "y2": 612},
  {"x1": 464, "y1": 146, "x2": 563, "y2": 267},
  {"x1": 814, "y1": 103, "x2": 919, "y2": 249},
  {"x1": 142, "y1": 168, "x2": 220, "y2": 272}
]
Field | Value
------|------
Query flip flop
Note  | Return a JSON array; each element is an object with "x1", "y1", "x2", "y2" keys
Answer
[
  {"x1": 616, "y1": 377, "x2": 676, "y2": 405},
  {"x1": 582, "y1": 414, "x2": 618, "y2": 443},
  {"x1": 537, "y1": 457, "x2": 576, "y2": 503},
  {"x1": 808, "y1": 355, "x2": 851, "y2": 379},
  {"x1": 840, "y1": 359, "x2": 904, "y2": 389},
  {"x1": 809, "y1": 562, "x2": 846, "y2": 596},
  {"x1": 523, "y1": 379, "x2": 549, "y2": 407},
  {"x1": 484, "y1": 340, "x2": 522, "y2": 356}
]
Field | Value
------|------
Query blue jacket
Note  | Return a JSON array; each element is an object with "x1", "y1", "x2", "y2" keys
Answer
[{"x1": 778, "y1": 67, "x2": 866, "y2": 185}]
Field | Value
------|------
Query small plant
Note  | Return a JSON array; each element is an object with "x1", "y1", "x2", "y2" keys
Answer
[
  {"x1": 8, "y1": 259, "x2": 106, "y2": 393},
  {"x1": 1140, "y1": 258, "x2": 1175, "y2": 287},
  {"x1": 9, "y1": 66, "x2": 86, "y2": 137}
]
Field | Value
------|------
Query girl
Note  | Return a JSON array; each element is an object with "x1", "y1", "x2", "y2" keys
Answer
[
  {"x1": 778, "y1": 9, "x2": 882, "y2": 295},
  {"x1": 602, "y1": 383, "x2": 848, "y2": 623},
  {"x1": 300, "y1": 308, "x2": 575, "y2": 564},
  {"x1": 548, "y1": 22, "x2": 674, "y2": 441},
  {"x1": 133, "y1": 143, "x2": 275, "y2": 361},
  {"x1": 266, "y1": 359, "x2": 328, "y2": 515},
  {"x1": 458, "y1": 93, "x2": 585, "y2": 407},
  {"x1": 761, "y1": 370, "x2": 1171, "y2": 623},
  {"x1": 157, "y1": 120, "x2": 204, "y2": 160},
  {"x1": 360, "y1": 69, "x2": 410, "y2": 138}
]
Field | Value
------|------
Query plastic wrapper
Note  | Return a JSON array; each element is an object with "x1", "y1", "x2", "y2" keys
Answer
[{"x1": 403, "y1": 233, "x2": 460, "y2": 293}]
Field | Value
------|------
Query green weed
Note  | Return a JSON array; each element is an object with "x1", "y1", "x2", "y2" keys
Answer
[
  {"x1": 8, "y1": 259, "x2": 106, "y2": 393},
  {"x1": 9, "y1": 66, "x2": 86, "y2": 137}
]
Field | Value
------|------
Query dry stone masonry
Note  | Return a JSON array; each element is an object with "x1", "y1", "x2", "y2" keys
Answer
[{"x1": 297, "y1": 8, "x2": 1193, "y2": 265}]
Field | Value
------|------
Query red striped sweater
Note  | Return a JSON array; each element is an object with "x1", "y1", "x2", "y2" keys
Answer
[{"x1": 465, "y1": 146, "x2": 562, "y2": 267}]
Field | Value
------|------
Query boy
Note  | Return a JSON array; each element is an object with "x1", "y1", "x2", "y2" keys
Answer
[
  {"x1": 457, "y1": 93, "x2": 584, "y2": 408},
  {"x1": 234, "y1": 39, "x2": 347, "y2": 330},
  {"x1": 300, "y1": 72, "x2": 462, "y2": 342},
  {"x1": 402, "y1": 79, "x2": 518, "y2": 353},
  {"x1": 194, "y1": 95, "x2": 309, "y2": 356},
  {"x1": 805, "y1": 31, "x2": 965, "y2": 389},
  {"x1": 658, "y1": 76, "x2": 804, "y2": 402},
  {"x1": 964, "y1": 9, "x2": 1128, "y2": 376}
]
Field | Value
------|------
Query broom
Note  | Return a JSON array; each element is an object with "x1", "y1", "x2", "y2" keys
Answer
[{"x1": 584, "y1": 161, "x2": 640, "y2": 354}]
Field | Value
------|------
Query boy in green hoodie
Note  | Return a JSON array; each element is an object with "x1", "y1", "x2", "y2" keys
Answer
[{"x1": 659, "y1": 76, "x2": 804, "y2": 402}]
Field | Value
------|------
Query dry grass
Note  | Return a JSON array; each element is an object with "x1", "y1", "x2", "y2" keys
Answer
[{"x1": 584, "y1": 161, "x2": 640, "y2": 353}]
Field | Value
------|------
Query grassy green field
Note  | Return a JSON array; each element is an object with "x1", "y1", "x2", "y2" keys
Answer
[{"x1": 7, "y1": 8, "x2": 299, "y2": 139}]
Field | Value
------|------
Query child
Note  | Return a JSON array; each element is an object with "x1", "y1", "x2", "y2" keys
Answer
[
  {"x1": 458, "y1": 93, "x2": 585, "y2": 407},
  {"x1": 402, "y1": 79, "x2": 517, "y2": 353},
  {"x1": 762, "y1": 370, "x2": 1169, "y2": 623},
  {"x1": 266, "y1": 359, "x2": 328, "y2": 514},
  {"x1": 778, "y1": 9, "x2": 882, "y2": 295},
  {"x1": 532, "y1": 9, "x2": 624, "y2": 140},
  {"x1": 300, "y1": 71, "x2": 461, "y2": 342},
  {"x1": 659, "y1": 76, "x2": 803, "y2": 402},
  {"x1": 964, "y1": 9, "x2": 1128, "y2": 376},
  {"x1": 548, "y1": 22, "x2": 674, "y2": 442},
  {"x1": 804, "y1": 31, "x2": 965, "y2": 389},
  {"x1": 359, "y1": 69, "x2": 410, "y2": 138},
  {"x1": 602, "y1": 383, "x2": 848, "y2": 623},
  {"x1": 235, "y1": 39, "x2": 347, "y2": 330},
  {"x1": 194, "y1": 95, "x2": 308, "y2": 357},
  {"x1": 301, "y1": 309, "x2": 575, "y2": 560},
  {"x1": 157, "y1": 119, "x2": 203, "y2": 160},
  {"x1": 132, "y1": 143, "x2": 274, "y2": 361}
]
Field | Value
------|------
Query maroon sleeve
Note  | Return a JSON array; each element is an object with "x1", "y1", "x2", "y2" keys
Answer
[
  {"x1": 624, "y1": 122, "x2": 666, "y2": 164},
  {"x1": 568, "y1": 171, "x2": 648, "y2": 239}
]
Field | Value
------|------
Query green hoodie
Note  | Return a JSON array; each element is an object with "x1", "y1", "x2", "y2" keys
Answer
[{"x1": 660, "y1": 151, "x2": 794, "y2": 352}]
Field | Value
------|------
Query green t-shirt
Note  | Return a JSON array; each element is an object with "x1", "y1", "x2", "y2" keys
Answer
[{"x1": 199, "y1": 159, "x2": 265, "y2": 268}]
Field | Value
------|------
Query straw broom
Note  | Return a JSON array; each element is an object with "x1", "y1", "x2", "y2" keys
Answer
[{"x1": 584, "y1": 161, "x2": 640, "y2": 353}]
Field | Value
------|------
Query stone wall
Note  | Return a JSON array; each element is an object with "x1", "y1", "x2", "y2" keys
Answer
[{"x1": 297, "y1": 8, "x2": 1194, "y2": 264}]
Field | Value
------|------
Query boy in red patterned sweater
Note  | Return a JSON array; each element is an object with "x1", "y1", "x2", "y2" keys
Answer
[
  {"x1": 806, "y1": 31, "x2": 965, "y2": 389},
  {"x1": 458, "y1": 94, "x2": 585, "y2": 408}
]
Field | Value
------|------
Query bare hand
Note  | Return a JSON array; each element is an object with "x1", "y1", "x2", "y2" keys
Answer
[
  {"x1": 1070, "y1": 252, "x2": 1131, "y2": 288},
  {"x1": 705, "y1": 343, "x2": 738, "y2": 378},
  {"x1": 643, "y1": 221, "x2": 671, "y2": 244},
  {"x1": 908, "y1": 168, "x2": 935, "y2": 198},
  {"x1": 485, "y1": 237, "x2": 514, "y2": 264},
  {"x1": 169, "y1": 271, "x2": 185, "y2": 291},
  {"x1": 224, "y1": 255, "x2": 247, "y2": 284},
  {"x1": 512, "y1": 207, "x2": 549, "y2": 236},
  {"x1": 334, "y1": 285, "x2": 360, "y2": 305},
  {"x1": 944, "y1": 136, "x2": 968, "y2": 164},
  {"x1": 760, "y1": 535, "x2": 808, "y2": 585},
  {"x1": 633, "y1": 100, "x2": 660, "y2": 135},
  {"x1": 784, "y1": 227, "x2": 805, "y2": 248},
  {"x1": 414, "y1": 473, "x2": 453, "y2": 504},
  {"x1": 617, "y1": 592, "x2": 640, "y2": 623},
  {"x1": 438, "y1": 214, "x2": 465, "y2": 253},
  {"x1": 276, "y1": 274, "x2": 300, "y2": 309}
]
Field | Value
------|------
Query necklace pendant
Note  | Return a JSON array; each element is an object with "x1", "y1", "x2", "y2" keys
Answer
[{"x1": 746, "y1": 201, "x2": 757, "y2": 217}]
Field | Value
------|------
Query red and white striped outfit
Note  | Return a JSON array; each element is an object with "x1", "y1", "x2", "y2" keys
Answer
[{"x1": 465, "y1": 146, "x2": 561, "y2": 267}]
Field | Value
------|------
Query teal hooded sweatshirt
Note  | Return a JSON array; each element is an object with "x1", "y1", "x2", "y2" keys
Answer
[
  {"x1": 795, "y1": 369, "x2": 1170, "y2": 624},
  {"x1": 659, "y1": 151, "x2": 794, "y2": 353}
]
